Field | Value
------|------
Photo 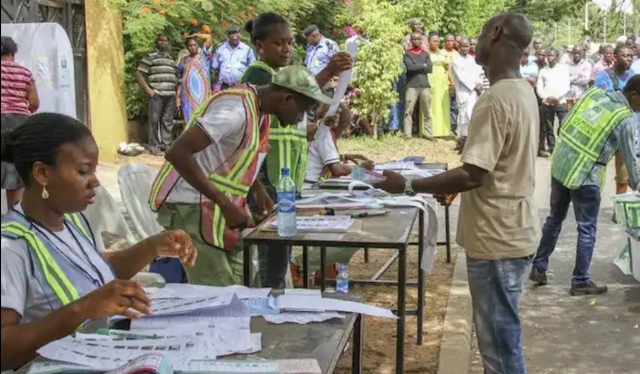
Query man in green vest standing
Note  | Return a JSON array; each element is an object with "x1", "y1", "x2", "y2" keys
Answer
[{"x1": 530, "y1": 74, "x2": 640, "y2": 296}]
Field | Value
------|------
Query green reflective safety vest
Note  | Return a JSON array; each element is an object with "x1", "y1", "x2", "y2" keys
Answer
[
  {"x1": 551, "y1": 87, "x2": 633, "y2": 189},
  {"x1": 1, "y1": 212, "x2": 93, "y2": 308},
  {"x1": 241, "y1": 61, "x2": 309, "y2": 191}
]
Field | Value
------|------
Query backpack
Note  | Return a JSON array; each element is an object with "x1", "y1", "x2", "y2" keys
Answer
[{"x1": 605, "y1": 68, "x2": 621, "y2": 91}]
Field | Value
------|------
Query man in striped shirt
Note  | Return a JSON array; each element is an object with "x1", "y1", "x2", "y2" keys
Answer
[
  {"x1": 566, "y1": 44, "x2": 592, "y2": 109},
  {"x1": 136, "y1": 34, "x2": 179, "y2": 155}
]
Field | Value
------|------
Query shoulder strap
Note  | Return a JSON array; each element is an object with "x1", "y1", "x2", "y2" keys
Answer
[{"x1": 605, "y1": 69, "x2": 621, "y2": 91}]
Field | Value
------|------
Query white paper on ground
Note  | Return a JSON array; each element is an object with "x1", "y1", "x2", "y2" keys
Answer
[{"x1": 264, "y1": 312, "x2": 345, "y2": 324}]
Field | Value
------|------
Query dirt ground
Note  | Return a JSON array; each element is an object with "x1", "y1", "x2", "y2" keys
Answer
[{"x1": 111, "y1": 135, "x2": 462, "y2": 373}]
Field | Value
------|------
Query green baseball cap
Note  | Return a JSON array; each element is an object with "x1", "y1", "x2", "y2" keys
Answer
[{"x1": 272, "y1": 65, "x2": 337, "y2": 105}]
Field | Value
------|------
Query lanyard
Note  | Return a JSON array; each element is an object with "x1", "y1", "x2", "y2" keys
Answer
[{"x1": 12, "y1": 208, "x2": 107, "y2": 288}]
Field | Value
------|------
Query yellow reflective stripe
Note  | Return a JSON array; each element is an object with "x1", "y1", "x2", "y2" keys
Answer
[
  {"x1": 1, "y1": 223, "x2": 80, "y2": 304},
  {"x1": 210, "y1": 174, "x2": 251, "y2": 196},
  {"x1": 227, "y1": 91, "x2": 259, "y2": 181},
  {"x1": 560, "y1": 131, "x2": 600, "y2": 160},
  {"x1": 64, "y1": 213, "x2": 89, "y2": 239},
  {"x1": 211, "y1": 203, "x2": 225, "y2": 247}
]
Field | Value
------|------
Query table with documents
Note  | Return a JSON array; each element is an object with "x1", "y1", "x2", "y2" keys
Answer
[{"x1": 15, "y1": 293, "x2": 364, "y2": 374}]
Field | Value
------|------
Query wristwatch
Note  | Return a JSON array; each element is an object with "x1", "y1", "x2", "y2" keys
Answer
[{"x1": 404, "y1": 179, "x2": 416, "y2": 196}]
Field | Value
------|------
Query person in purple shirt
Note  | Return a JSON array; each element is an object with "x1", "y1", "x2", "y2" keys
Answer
[{"x1": 212, "y1": 25, "x2": 256, "y2": 90}]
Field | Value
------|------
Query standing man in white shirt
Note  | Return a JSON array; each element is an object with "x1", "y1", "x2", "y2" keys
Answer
[
  {"x1": 537, "y1": 47, "x2": 570, "y2": 154},
  {"x1": 566, "y1": 44, "x2": 592, "y2": 109},
  {"x1": 452, "y1": 38, "x2": 483, "y2": 139}
]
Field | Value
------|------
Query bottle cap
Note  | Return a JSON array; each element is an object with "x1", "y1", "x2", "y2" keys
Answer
[
  {"x1": 339, "y1": 264, "x2": 346, "y2": 271},
  {"x1": 281, "y1": 167, "x2": 290, "y2": 175}
]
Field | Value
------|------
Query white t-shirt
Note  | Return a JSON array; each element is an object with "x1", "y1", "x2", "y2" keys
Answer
[
  {"x1": 1, "y1": 207, "x2": 115, "y2": 323},
  {"x1": 304, "y1": 124, "x2": 340, "y2": 189},
  {"x1": 166, "y1": 95, "x2": 267, "y2": 204}
]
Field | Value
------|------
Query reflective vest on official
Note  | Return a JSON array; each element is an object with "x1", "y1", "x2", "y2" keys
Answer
[
  {"x1": 552, "y1": 87, "x2": 634, "y2": 189},
  {"x1": 148, "y1": 85, "x2": 269, "y2": 250},
  {"x1": 242, "y1": 61, "x2": 309, "y2": 191},
  {"x1": 0, "y1": 210, "x2": 105, "y2": 317}
]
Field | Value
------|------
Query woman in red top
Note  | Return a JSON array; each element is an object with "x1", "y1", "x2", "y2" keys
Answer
[{"x1": 1, "y1": 36, "x2": 39, "y2": 205}]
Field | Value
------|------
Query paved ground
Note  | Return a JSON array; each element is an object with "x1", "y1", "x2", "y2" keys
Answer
[{"x1": 519, "y1": 158, "x2": 640, "y2": 374}]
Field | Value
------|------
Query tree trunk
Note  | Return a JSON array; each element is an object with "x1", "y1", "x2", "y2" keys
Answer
[{"x1": 371, "y1": 113, "x2": 379, "y2": 139}]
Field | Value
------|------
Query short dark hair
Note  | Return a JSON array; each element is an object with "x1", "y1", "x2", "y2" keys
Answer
[
  {"x1": 303, "y1": 25, "x2": 319, "y2": 37},
  {"x1": 1, "y1": 36, "x2": 18, "y2": 57},
  {"x1": 245, "y1": 12, "x2": 289, "y2": 45},
  {"x1": 184, "y1": 36, "x2": 197, "y2": 47},
  {"x1": 0, "y1": 113, "x2": 93, "y2": 184},
  {"x1": 614, "y1": 44, "x2": 631, "y2": 56},
  {"x1": 547, "y1": 47, "x2": 559, "y2": 56},
  {"x1": 624, "y1": 74, "x2": 640, "y2": 94}
]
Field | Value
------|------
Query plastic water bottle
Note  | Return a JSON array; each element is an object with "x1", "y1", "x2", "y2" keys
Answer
[
  {"x1": 277, "y1": 167, "x2": 297, "y2": 237},
  {"x1": 336, "y1": 264, "x2": 349, "y2": 294}
]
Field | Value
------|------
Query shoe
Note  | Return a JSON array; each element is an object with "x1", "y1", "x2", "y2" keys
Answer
[
  {"x1": 569, "y1": 280, "x2": 608, "y2": 296},
  {"x1": 537, "y1": 150, "x2": 550, "y2": 158},
  {"x1": 528, "y1": 266, "x2": 548, "y2": 286}
]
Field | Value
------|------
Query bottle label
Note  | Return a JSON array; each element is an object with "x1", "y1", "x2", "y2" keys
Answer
[{"x1": 277, "y1": 193, "x2": 296, "y2": 213}]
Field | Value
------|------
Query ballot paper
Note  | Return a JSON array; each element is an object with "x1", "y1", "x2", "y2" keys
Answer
[
  {"x1": 243, "y1": 296, "x2": 279, "y2": 316},
  {"x1": 37, "y1": 336, "x2": 210, "y2": 371},
  {"x1": 104, "y1": 353, "x2": 173, "y2": 374},
  {"x1": 176, "y1": 359, "x2": 321, "y2": 374},
  {"x1": 374, "y1": 161, "x2": 417, "y2": 170},
  {"x1": 145, "y1": 284, "x2": 271, "y2": 301},
  {"x1": 326, "y1": 40, "x2": 358, "y2": 117},
  {"x1": 27, "y1": 361, "x2": 97, "y2": 374},
  {"x1": 264, "y1": 312, "x2": 345, "y2": 324},
  {"x1": 270, "y1": 215, "x2": 355, "y2": 232},
  {"x1": 276, "y1": 295, "x2": 397, "y2": 319}
]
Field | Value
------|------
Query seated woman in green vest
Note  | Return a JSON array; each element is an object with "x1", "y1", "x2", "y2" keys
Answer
[
  {"x1": 241, "y1": 12, "x2": 352, "y2": 288},
  {"x1": 0, "y1": 113, "x2": 197, "y2": 371}
]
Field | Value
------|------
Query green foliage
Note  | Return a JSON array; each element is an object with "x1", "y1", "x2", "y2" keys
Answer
[
  {"x1": 345, "y1": 0, "x2": 405, "y2": 128},
  {"x1": 110, "y1": 0, "x2": 348, "y2": 119}
]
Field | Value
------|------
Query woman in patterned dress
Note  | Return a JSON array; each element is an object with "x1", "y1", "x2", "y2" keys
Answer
[{"x1": 176, "y1": 33, "x2": 212, "y2": 124}]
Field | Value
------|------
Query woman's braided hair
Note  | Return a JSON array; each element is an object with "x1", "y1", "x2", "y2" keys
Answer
[
  {"x1": 0, "y1": 112, "x2": 92, "y2": 184},
  {"x1": 244, "y1": 12, "x2": 289, "y2": 45}
]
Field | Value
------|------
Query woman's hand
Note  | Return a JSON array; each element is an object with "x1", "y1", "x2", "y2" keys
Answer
[
  {"x1": 80, "y1": 280, "x2": 151, "y2": 319},
  {"x1": 150, "y1": 230, "x2": 198, "y2": 266}
]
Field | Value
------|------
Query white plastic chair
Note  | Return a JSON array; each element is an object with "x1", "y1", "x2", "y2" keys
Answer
[
  {"x1": 82, "y1": 185, "x2": 136, "y2": 251},
  {"x1": 117, "y1": 163, "x2": 163, "y2": 240},
  {"x1": 1, "y1": 189, "x2": 7, "y2": 216}
]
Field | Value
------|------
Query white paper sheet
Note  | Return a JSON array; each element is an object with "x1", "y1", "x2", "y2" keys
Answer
[
  {"x1": 243, "y1": 296, "x2": 279, "y2": 316},
  {"x1": 374, "y1": 161, "x2": 417, "y2": 170},
  {"x1": 150, "y1": 294, "x2": 233, "y2": 316},
  {"x1": 278, "y1": 359, "x2": 322, "y2": 374},
  {"x1": 27, "y1": 361, "x2": 96, "y2": 374},
  {"x1": 264, "y1": 312, "x2": 345, "y2": 324},
  {"x1": 284, "y1": 289, "x2": 322, "y2": 298},
  {"x1": 37, "y1": 336, "x2": 210, "y2": 371},
  {"x1": 270, "y1": 215, "x2": 355, "y2": 232},
  {"x1": 326, "y1": 40, "x2": 358, "y2": 116},
  {"x1": 276, "y1": 295, "x2": 397, "y2": 319},
  {"x1": 145, "y1": 284, "x2": 271, "y2": 300},
  {"x1": 104, "y1": 353, "x2": 173, "y2": 374},
  {"x1": 176, "y1": 359, "x2": 279, "y2": 373}
]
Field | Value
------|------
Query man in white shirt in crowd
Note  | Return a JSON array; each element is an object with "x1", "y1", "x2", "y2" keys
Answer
[
  {"x1": 537, "y1": 47, "x2": 570, "y2": 155},
  {"x1": 520, "y1": 49, "x2": 539, "y2": 86},
  {"x1": 452, "y1": 38, "x2": 483, "y2": 139},
  {"x1": 566, "y1": 44, "x2": 592, "y2": 109}
]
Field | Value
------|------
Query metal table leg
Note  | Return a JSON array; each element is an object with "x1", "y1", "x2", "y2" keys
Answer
[
  {"x1": 320, "y1": 246, "x2": 327, "y2": 291},
  {"x1": 417, "y1": 211, "x2": 425, "y2": 345},
  {"x1": 243, "y1": 241, "x2": 252, "y2": 287},
  {"x1": 395, "y1": 245, "x2": 407, "y2": 374},
  {"x1": 364, "y1": 248, "x2": 369, "y2": 263},
  {"x1": 445, "y1": 204, "x2": 452, "y2": 263},
  {"x1": 302, "y1": 245, "x2": 310, "y2": 289},
  {"x1": 352, "y1": 314, "x2": 364, "y2": 374}
]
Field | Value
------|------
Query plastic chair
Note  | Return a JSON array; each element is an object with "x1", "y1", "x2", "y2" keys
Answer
[
  {"x1": 1, "y1": 189, "x2": 7, "y2": 216},
  {"x1": 82, "y1": 185, "x2": 136, "y2": 251},
  {"x1": 117, "y1": 163, "x2": 163, "y2": 240}
]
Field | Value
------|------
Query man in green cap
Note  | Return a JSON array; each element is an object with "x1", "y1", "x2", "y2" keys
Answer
[{"x1": 148, "y1": 65, "x2": 335, "y2": 286}]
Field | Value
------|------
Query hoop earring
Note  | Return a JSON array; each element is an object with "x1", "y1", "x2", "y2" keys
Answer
[{"x1": 41, "y1": 185, "x2": 49, "y2": 200}]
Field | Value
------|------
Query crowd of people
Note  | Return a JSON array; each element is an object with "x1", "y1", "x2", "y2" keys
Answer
[{"x1": 1, "y1": 9, "x2": 640, "y2": 374}]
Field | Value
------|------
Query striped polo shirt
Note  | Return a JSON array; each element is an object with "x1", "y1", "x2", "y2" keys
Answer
[
  {"x1": 137, "y1": 50, "x2": 178, "y2": 96},
  {"x1": 1, "y1": 60, "x2": 34, "y2": 115}
]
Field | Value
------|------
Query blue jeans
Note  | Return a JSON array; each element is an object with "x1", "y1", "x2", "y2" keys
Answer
[
  {"x1": 533, "y1": 178, "x2": 600, "y2": 285},
  {"x1": 467, "y1": 255, "x2": 531, "y2": 374},
  {"x1": 450, "y1": 96, "x2": 458, "y2": 133}
]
